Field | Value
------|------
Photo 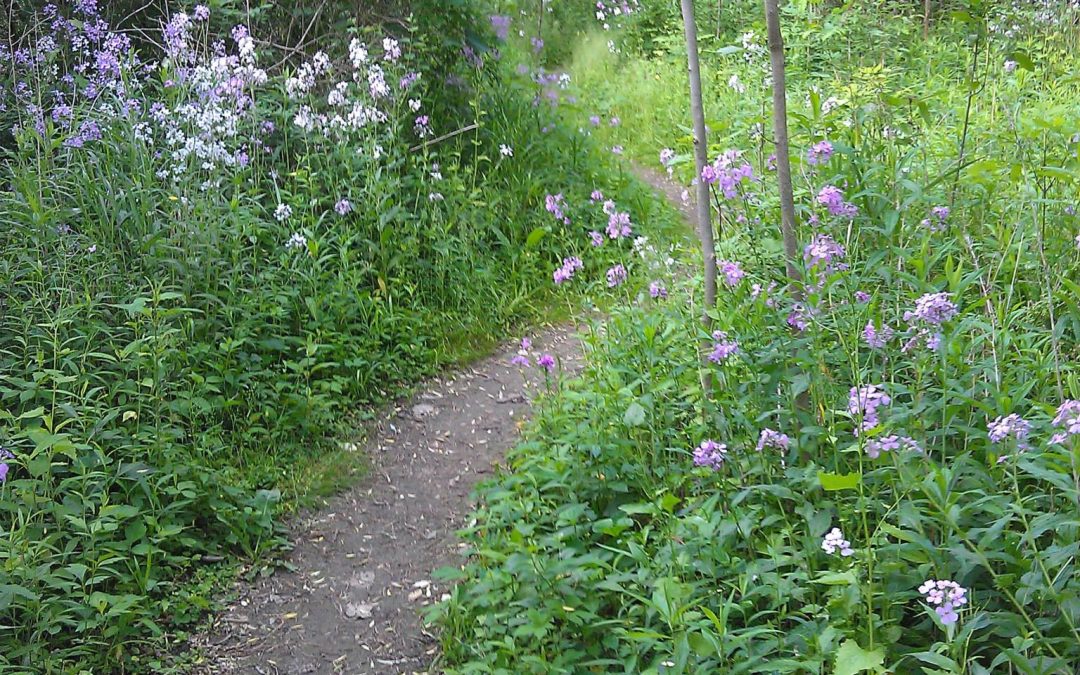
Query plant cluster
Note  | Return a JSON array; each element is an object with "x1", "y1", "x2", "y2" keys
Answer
[
  {"x1": 0, "y1": 1, "x2": 680, "y2": 671},
  {"x1": 435, "y1": 1, "x2": 1080, "y2": 673}
]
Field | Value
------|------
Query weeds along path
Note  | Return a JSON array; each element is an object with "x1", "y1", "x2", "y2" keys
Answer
[
  {"x1": 196, "y1": 166, "x2": 691, "y2": 675},
  {"x1": 197, "y1": 325, "x2": 586, "y2": 674}
]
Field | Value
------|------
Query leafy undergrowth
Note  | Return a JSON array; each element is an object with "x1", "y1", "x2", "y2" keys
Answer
[
  {"x1": 434, "y1": 1, "x2": 1080, "y2": 673},
  {"x1": 0, "y1": 1, "x2": 684, "y2": 671}
]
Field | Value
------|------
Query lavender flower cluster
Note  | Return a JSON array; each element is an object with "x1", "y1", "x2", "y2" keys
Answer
[
  {"x1": 692, "y1": 440, "x2": 727, "y2": 470},
  {"x1": 919, "y1": 579, "x2": 968, "y2": 625}
]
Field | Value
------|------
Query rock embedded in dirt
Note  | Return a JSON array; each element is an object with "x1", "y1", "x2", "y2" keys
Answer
[
  {"x1": 345, "y1": 602, "x2": 376, "y2": 619},
  {"x1": 410, "y1": 403, "x2": 437, "y2": 420}
]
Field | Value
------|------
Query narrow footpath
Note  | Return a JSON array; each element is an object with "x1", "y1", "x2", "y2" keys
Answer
[{"x1": 197, "y1": 166, "x2": 690, "y2": 675}]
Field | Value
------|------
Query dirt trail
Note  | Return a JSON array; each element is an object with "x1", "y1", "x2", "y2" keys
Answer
[
  {"x1": 197, "y1": 325, "x2": 586, "y2": 674},
  {"x1": 197, "y1": 166, "x2": 687, "y2": 675}
]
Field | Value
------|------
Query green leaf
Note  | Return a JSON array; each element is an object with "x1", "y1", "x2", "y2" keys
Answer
[
  {"x1": 835, "y1": 639, "x2": 885, "y2": 675},
  {"x1": 624, "y1": 401, "x2": 647, "y2": 427},
  {"x1": 818, "y1": 471, "x2": 862, "y2": 491},
  {"x1": 814, "y1": 570, "x2": 857, "y2": 586},
  {"x1": 525, "y1": 227, "x2": 547, "y2": 248}
]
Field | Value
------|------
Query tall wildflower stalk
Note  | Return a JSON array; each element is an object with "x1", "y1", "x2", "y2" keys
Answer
[{"x1": 680, "y1": 0, "x2": 718, "y2": 395}]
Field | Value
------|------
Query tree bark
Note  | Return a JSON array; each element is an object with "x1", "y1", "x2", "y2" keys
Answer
[
  {"x1": 763, "y1": 0, "x2": 801, "y2": 286},
  {"x1": 680, "y1": 0, "x2": 718, "y2": 395}
]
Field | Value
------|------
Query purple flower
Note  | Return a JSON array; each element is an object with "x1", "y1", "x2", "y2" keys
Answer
[
  {"x1": 590, "y1": 189, "x2": 604, "y2": 202},
  {"x1": 589, "y1": 115, "x2": 601, "y2": 126},
  {"x1": 1050, "y1": 400, "x2": 1080, "y2": 445},
  {"x1": 414, "y1": 115, "x2": 431, "y2": 138},
  {"x1": 803, "y1": 234, "x2": 846, "y2": 270},
  {"x1": 606, "y1": 210, "x2": 632, "y2": 239},
  {"x1": 865, "y1": 434, "x2": 902, "y2": 459},
  {"x1": 589, "y1": 231, "x2": 604, "y2": 247},
  {"x1": 854, "y1": 290, "x2": 871, "y2": 304},
  {"x1": 511, "y1": 337, "x2": 531, "y2": 367},
  {"x1": 816, "y1": 185, "x2": 858, "y2": 219},
  {"x1": 863, "y1": 321, "x2": 894, "y2": 349},
  {"x1": 988, "y1": 413, "x2": 1031, "y2": 446},
  {"x1": 702, "y1": 150, "x2": 754, "y2": 199},
  {"x1": 904, "y1": 292, "x2": 958, "y2": 326},
  {"x1": 806, "y1": 140, "x2": 833, "y2": 165},
  {"x1": 718, "y1": 260, "x2": 745, "y2": 287},
  {"x1": 609, "y1": 116, "x2": 620, "y2": 126},
  {"x1": 821, "y1": 527, "x2": 854, "y2": 556},
  {"x1": 193, "y1": 4, "x2": 210, "y2": 21},
  {"x1": 756, "y1": 429, "x2": 790, "y2": 452},
  {"x1": 490, "y1": 15, "x2": 511, "y2": 41},
  {"x1": 649, "y1": 281, "x2": 667, "y2": 299},
  {"x1": 692, "y1": 440, "x2": 727, "y2": 469},
  {"x1": 553, "y1": 256, "x2": 584, "y2": 285},
  {"x1": 787, "y1": 304, "x2": 811, "y2": 332},
  {"x1": 538, "y1": 353, "x2": 556, "y2": 371},
  {"x1": 918, "y1": 579, "x2": 968, "y2": 626},
  {"x1": 606, "y1": 264, "x2": 627, "y2": 287},
  {"x1": 659, "y1": 148, "x2": 675, "y2": 167},
  {"x1": 707, "y1": 331, "x2": 739, "y2": 363},
  {"x1": 531, "y1": 37, "x2": 544, "y2": 53},
  {"x1": 0, "y1": 448, "x2": 13, "y2": 482},
  {"x1": 334, "y1": 199, "x2": 352, "y2": 216},
  {"x1": 849, "y1": 385, "x2": 891, "y2": 434},
  {"x1": 544, "y1": 193, "x2": 570, "y2": 224},
  {"x1": 920, "y1": 205, "x2": 950, "y2": 232}
]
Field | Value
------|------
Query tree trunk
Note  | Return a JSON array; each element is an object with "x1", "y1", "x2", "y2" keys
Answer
[
  {"x1": 763, "y1": 0, "x2": 800, "y2": 286},
  {"x1": 680, "y1": 0, "x2": 718, "y2": 395}
]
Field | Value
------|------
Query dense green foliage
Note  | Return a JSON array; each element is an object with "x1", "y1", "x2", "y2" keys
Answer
[
  {"x1": 0, "y1": 1, "x2": 680, "y2": 671},
  {"x1": 436, "y1": 1, "x2": 1080, "y2": 673}
]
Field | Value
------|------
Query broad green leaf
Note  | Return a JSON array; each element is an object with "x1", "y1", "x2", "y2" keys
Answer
[
  {"x1": 525, "y1": 227, "x2": 547, "y2": 248},
  {"x1": 818, "y1": 471, "x2": 861, "y2": 491},
  {"x1": 624, "y1": 401, "x2": 647, "y2": 427},
  {"x1": 835, "y1": 639, "x2": 885, "y2": 675}
]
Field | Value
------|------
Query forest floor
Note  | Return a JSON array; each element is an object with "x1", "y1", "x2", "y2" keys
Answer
[{"x1": 194, "y1": 167, "x2": 690, "y2": 675}]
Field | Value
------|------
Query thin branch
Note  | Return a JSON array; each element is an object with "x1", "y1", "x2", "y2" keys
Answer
[{"x1": 409, "y1": 123, "x2": 479, "y2": 152}]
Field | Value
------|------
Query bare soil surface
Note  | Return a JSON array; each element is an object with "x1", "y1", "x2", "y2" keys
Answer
[
  {"x1": 195, "y1": 164, "x2": 687, "y2": 675},
  {"x1": 196, "y1": 326, "x2": 586, "y2": 675}
]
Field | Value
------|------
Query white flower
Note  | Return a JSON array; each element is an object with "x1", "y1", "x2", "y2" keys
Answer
[
  {"x1": 349, "y1": 38, "x2": 368, "y2": 68},
  {"x1": 367, "y1": 65, "x2": 389, "y2": 99},
  {"x1": 728, "y1": 74, "x2": 746, "y2": 94},
  {"x1": 383, "y1": 37, "x2": 401, "y2": 62},
  {"x1": 409, "y1": 98, "x2": 422, "y2": 112},
  {"x1": 285, "y1": 232, "x2": 307, "y2": 249},
  {"x1": 312, "y1": 51, "x2": 331, "y2": 75},
  {"x1": 327, "y1": 82, "x2": 349, "y2": 107},
  {"x1": 274, "y1": 203, "x2": 293, "y2": 221},
  {"x1": 499, "y1": 144, "x2": 513, "y2": 157}
]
